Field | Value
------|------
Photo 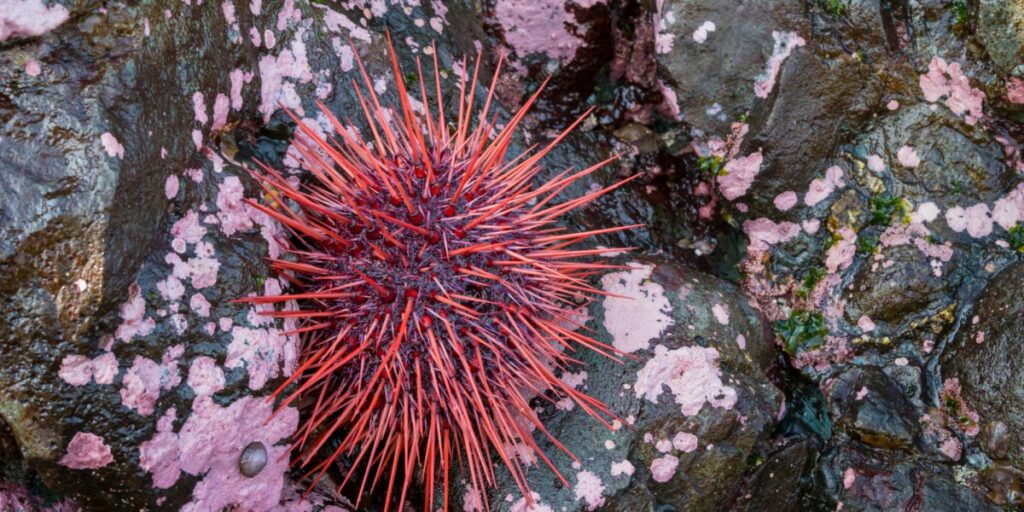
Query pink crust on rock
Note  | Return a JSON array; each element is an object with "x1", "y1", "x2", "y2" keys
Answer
[
  {"x1": 600, "y1": 264, "x2": 674, "y2": 354},
  {"x1": 857, "y1": 315, "x2": 875, "y2": 333},
  {"x1": 673, "y1": 431, "x2": 698, "y2": 452},
  {"x1": 139, "y1": 396, "x2": 299, "y2": 510},
  {"x1": 120, "y1": 345, "x2": 184, "y2": 416},
  {"x1": 743, "y1": 218, "x2": 800, "y2": 251},
  {"x1": 115, "y1": 283, "x2": 155, "y2": 342},
  {"x1": 717, "y1": 150, "x2": 763, "y2": 201},
  {"x1": 59, "y1": 352, "x2": 118, "y2": 386},
  {"x1": 1008, "y1": 77, "x2": 1024, "y2": 105},
  {"x1": 634, "y1": 344, "x2": 737, "y2": 416},
  {"x1": 574, "y1": 470, "x2": 606, "y2": 511},
  {"x1": 843, "y1": 468, "x2": 856, "y2": 489},
  {"x1": 187, "y1": 356, "x2": 226, "y2": 396},
  {"x1": 804, "y1": 165, "x2": 845, "y2": 207},
  {"x1": 754, "y1": 31, "x2": 805, "y2": 99},
  {"x1": 165, "y1": 175, "x2": 180, "y2": 199},
  {"x1": 610, "y1": 459, "x2": 635, "y2": 477},
  {"x1": 258, "y1": 30, "x2": 313, "y2": 121},
  {"x1": 60, "y1": 432, "x2": 113, "y2": 470},
  {"x1": 711, "y1": 303, "x2": 729, "y2": 325},
  {"x1": 225, "y1": 325, "x2": 298, "y2": 390},
  {"x1": 100, "y1": 132, "x2": 125, "y2": 159},
  {"x1": 773, "y1": 191, "x2": 798, "y2": 211},
  {"x1": 25, "y1": 59, "x2": 41, "y2": 76},
  {"x1": 0, "y1": 0, "x2": 69, "y2": 41},
  {"x1": 825, "y1": 227, "x2": 857, "y2": 273},
  {"x1": 650, "y1": 454, "x2": 679, "y2": 483},
  {"x1": 946, "y1": 204, "x2": 993, "y2": 238},
  {"x1": 919, "y1": 57, "x2": 985, "y2": 125},
  {"x1": 897, "y1": 145, "x2": 920, "y2": 168},
  {"x1": 866, "y1": 154, "x2": 885, "y2": 173},
  {"x1": 494, "y1": 0, "x2": 588, "y2": 64},
  {"x1": 692, "y1": 21, "x2": 715, "y2": 44}
]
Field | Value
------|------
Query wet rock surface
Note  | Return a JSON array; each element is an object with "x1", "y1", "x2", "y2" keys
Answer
[{"x1": 1, "y1": 0, "x2": 1023, "y2": 511}]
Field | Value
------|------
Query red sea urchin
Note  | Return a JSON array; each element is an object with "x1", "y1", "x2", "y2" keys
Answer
[{"x1": 241, "y1": 39, "x2": 639, "y2": 510}]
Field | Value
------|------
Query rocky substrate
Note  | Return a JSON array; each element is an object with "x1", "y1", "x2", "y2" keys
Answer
[{"x1": 1, "y1": 0, "x2": 1023, "y2": 511}]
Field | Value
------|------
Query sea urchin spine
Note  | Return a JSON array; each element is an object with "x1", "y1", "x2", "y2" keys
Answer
[{"x1": 241, "y1": 38, "x2": 639, "y2": 511}]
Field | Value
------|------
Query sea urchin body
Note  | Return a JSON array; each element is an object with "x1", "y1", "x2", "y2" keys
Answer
[{"x1": 242, "y1": 40, "x2": 638, "y2": 511}]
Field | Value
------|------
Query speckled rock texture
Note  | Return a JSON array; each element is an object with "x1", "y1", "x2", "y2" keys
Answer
[{"x1": 2, "y1": 0, "x2": 1023, "y2": 510}]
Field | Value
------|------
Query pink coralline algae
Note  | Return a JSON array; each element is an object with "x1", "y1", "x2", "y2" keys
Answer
[
  {"x1": 258, "y1": 30, "x2": 313, "y2": 121},
  {"x1": 139, "y1": 396, "x2": 299, "y2": 510},
  {"x1": 804, "y1": 166, "x2": 845, "y2": 207},
  {"x1": 600, "y1": 264, "x2": 674, "y2": 354},
  {"x1": 673, "y1": 431, "x2": 698, "y2": 452},
  {"x1": 165, "y1": 175, "x2": 180, "y2": 199},
  {"x1": 717, "y1": 150, "x2": 763, "y2": 201},
  {"x1": 187, "y1": 356, "x2": 226, "y2": 396},
  {"x1": 743, "y1": 218, "x2": 801, "y2": 251},
  {"x1": 634, "y1": 344, "x2": 737, "y2": 416},
  {"x1": 897, "y1": 145, "x2": 920, "y2": 168},
  {"x1": 1008, "y1": 77, "x2": 1024, "y2": 105},
  {"x1": 610, "y1": 459, "x2": 635, "y2": 477},
  {"x1": 825, "y1": 227, "x2": 857, "y2": 273},
  {"x1": 120, "y1": 345, "x2": 184, "y2": 416},
  {"x1": 919, "y1": 57, "x2": 985, "y2": 125},
  {"x1": 59, "y1": 432, "x2": 113, "y2": 470},
  {"x1": 494, "y1": 0, "x2": 589, "y2": 64},
  {"x1": 773, "y1": 191, "x2": 798, "y2": 211},
  {"x1": 225, "y1": 325, "x2": 298, "y2": 390},
  {"x1": 59, "y1": 352, "x2": 118, "y2": 386},
  {"x1": 114, "y1": 283, "x2": 156, "y2": 342},
  {"x1": 574, "y1": 470, "x2": 606, "y2": 511},
  {"x1": 946, "y1": 204, "x2": 994, "y2": 238},
  {"x1": 0, "y1": 0, "x2": 69, "y2": 41},
  {"x1": 100, "y1": 132, "x2": 125, "y2": 159},
  {"x1": 650, "y1": 454, "x2": 679, "y2": 483},
  {"x1": 754, "y1": 31, "x2": 806, "y2": 99}
]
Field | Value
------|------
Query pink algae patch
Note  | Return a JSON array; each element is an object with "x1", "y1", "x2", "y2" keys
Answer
[
  {"x1": 857, "y1": 315, "x2": 875, "y2": 333},
  {"x1": 187, "y1": 356, "x2": 225, "y2": 396},
  {"x1": 139, "y1": 396, "x2": 299, "y2": 510},
  {"x1": 743, "y1": 218, "x2": 800, "y2": 251},
  {"x1": 843, "y1": 468, "x2": 856, "y2": 489},
  {"x1": 804, "y1": 166, "x2": 845, "y2": 207},
  {"x1": 115, "y1": 283, "x2": 156, "y2": 343},
  {"x1": 574, "y1": 470, "x2": 606, "y2": 510},
  {"x1": 634, "y1": 344, "x2": 737, "y2": 416},
  {"x1": 825, "y1": 227, "x2": 857, "y2": 273},
  {"x1": 0, "y1": 0, "x2": 70, "y2": 41},
  {"x1": 673, "y1": 431, "x2": 698, "y2": 452},
  {"x1": 919, "y1": 57, "x2": 985, "y2": 125},
  {"x1": 59, "y1": 352, "x2": 118, "y2": 386},
  {"x1": 1008, "y1": 77, "x2": 1024, "y2": 105},
  {"x1": 897, "y1": 145, "x2": 920, "y2": 168},
  {"x1": 60, "y1": 432, "x2": 113, "y2": 470},
  {"x1": 610, "y1": 459, "x2": 635, "y2": 477},
  {"x1": 773, "y1": 191, "x2": 798, "y2": 211},
  {"x1": 599, "y1": 264, "x2": 674, "y2": 354},
  {"x1": 717, "y1": 150, "x2": 763, "y2": 201},
  {"x1": 25, "y1": 59, "x2": 41, "y2": 76},
  {"x1": 100, "y1": 132, "x2": 125, "y2": 159},
  {"x1": 494, "y1": 0, "x2": 586, "y2": 64},
  {"x1": 650, "y1": 454, "x2": 679, "y2": 483},
  {"x1": 165, "y1": 175, "x2": 180, "y2": 199},
  {"x1": 120, "y1": 345, "x2": 184, "y2": 416},
  {"x1": 866, "y1": 154, "x2": 885, "y2": 173},
  {"x1": 753, "y1": 31, "x2": 805, "y2": 99},
  {"x1": 946, "y1": 203, "x2": 993, "y2": 238},
  {"x1": 711, "y1": 303, "x2": 729, "y2": 325},
  {"x1": 258, "y1": 31, "x2": 313, "y2": 121}
]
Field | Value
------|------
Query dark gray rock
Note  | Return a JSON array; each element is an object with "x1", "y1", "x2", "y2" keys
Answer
[
  {"x1": 452, "y1": 259, "x2": 783, "y2": 511},
  {"x1": 944, "y1": 261, "x2": 1024, "y2": 469},
  {"x1": 844, "y1": 246, "x2": 955, "y2": 332}
]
